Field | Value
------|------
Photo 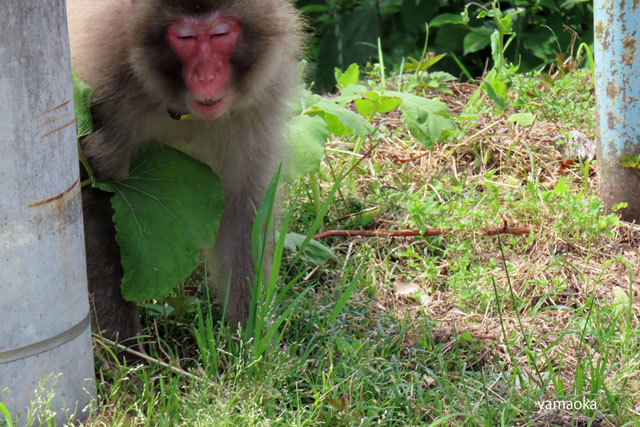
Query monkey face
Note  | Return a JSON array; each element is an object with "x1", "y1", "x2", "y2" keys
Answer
[
  {"x1": 122, "y1": 0, "x2": 299, "y2": 119},
  {"x1": 165, "y1": 14, "x2": 240, "y2": 119}
]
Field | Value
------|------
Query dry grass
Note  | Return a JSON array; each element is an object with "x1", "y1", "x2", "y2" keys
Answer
[
  {"x1": 314, "y1": 76, "x2": 640, "y2": 421},
  {"x1": 76, "y1": 72, "x2": 639, "y2": 426}
]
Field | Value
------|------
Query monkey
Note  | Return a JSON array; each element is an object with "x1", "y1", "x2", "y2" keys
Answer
[{"x1": 66, "y1": 0, "x2": 304, "y2": 340}]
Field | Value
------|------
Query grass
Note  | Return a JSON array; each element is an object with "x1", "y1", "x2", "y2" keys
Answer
[{"x1": 8, "y1": 66, "x2": 640, "y2": 426}]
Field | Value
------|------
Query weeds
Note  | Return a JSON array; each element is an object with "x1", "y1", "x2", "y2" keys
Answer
[{"x1": 5, "y1": 36, "x2": 638, "y2": 427}]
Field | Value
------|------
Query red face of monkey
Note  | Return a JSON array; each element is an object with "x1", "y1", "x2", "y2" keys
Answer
[
  {"x1": 166, "y1": 14, "x2": 241, "y2": 119},
  {"x1": 125, "y1": 0, "x2": 297, "y2": 120}
]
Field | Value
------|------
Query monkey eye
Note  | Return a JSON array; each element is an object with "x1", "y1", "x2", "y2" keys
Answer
[
  {"x1": 210, "y1": 23, "x2": 231, "y2": 37},
  {"x1": 174, "y1": 28, "x2": 197, "y2": 40}
]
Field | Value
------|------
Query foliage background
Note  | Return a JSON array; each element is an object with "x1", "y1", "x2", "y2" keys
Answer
[{"x1": 301, "y1": 0, "x2": 594, "y2": 92}]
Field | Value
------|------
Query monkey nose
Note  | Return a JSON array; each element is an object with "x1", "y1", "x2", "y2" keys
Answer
[{"x1": 197, "y1": 70, "x2": 216, "y2": 84}]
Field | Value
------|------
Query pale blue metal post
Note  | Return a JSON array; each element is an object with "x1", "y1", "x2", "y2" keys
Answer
[{"x1": 595, "y1": 0, "x2": 640, "y2": 221}]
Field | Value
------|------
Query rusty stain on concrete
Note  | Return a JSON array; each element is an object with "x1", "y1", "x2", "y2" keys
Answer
[
  {"x1": 38, "y1": 98, "x2": 75, "y2": 138},
  {"x1": 40, "y1": 118, "x2": 76, "y2": 138},
  {"x1": 27, "y1": 177, "x2": 80, "y2": 208},
  {"x1": 37, "y1": 112, "x2": 73, "y2": 128},
  {"x1": 45, "y1": 99, "x2": 72, "y2": 113}
]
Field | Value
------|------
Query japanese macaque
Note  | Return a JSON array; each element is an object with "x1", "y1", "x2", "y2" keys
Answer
[{"x1": 66, "y1": 0, "x2": 303, "y2": 339}]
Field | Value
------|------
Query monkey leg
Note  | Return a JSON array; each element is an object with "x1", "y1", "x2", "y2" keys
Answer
[{"x1": 82, "y1": 186, "x2": 141, "y2": 341}]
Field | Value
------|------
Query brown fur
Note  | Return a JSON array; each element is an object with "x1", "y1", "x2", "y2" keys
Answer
[{"x1": 67, "y1": 0, "x2": 304, "y2": 338}]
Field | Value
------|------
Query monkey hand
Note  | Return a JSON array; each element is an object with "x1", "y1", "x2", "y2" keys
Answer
[{"x1": 81, "y1": 131, "x2": 133, "y2": 182}]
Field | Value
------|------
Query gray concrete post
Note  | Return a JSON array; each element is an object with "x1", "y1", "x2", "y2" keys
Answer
[{"x1": 0, "y1": 1, "x2": 96, "y2": 425}]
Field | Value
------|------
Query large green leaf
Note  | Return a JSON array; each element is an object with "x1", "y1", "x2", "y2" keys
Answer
[
  {"x1": 334, "y1": 63, "x2": 360, "y2": 89},
  {"x1": 428, "y1": 13, "x2": 466, "y2": 27},
  {"x1": 481, "y1": 69, "x2": 508, "y2": 111},
  {"x1": 386, "y1": 91, "x2": 457, "y2": 148},
  {"x1": 354, "y1": 91, "x2": 402, "y2": 118},
  {"x1": 96, "y1": 146, "x2": 224, "y2": 302},
  {"x1": 522, "y1": 30, "x2": 557, "y2": 62},
  {"x1": 283, "y1": 114, "x2": 330, "y2": 182},
  {"x1": 306, "y1": 96, "x2": 374, "y2": 137},
  {"x1": 332, "y1": 84, "x2": 369, "y2": 105},
  {"x1": 463, "y1": 26, "x2": 493, "y2": 55},
  {"x1": 284, "y1": 233, "x2": 336, "y2": 265},
  {"x1": 72, "y1": 73, "x2": 93, "y2": 138}
]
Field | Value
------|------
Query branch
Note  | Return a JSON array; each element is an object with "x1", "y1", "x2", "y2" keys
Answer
[
  {"x1": 94, "y1": 335, "x2": 216, "y2": 387},
  {"x1": 387, "y1": 151, "x2": 430, "y2": 163},
  {"x1": 313, "y1": 223, "x2": 529, "y2": 240}
]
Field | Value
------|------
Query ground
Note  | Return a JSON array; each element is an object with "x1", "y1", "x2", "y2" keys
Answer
[{"x1": 19, "y1": 67, "x2": 640, "y2": 426}]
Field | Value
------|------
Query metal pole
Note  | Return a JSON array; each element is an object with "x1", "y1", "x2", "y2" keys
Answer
[
  {"x1": 0, "y1": 1, "x2": 96, "y2": 425},
  {"x1": 595, "y1": 0, "x2": 640, "y2": 221}
]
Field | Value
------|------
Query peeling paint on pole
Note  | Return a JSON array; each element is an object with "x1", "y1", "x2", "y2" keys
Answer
[
  {"x1": 595, "y1": 0, "x2": 640, "y2": 221},
  {"x1": 0, "y1": 1, "x2": 96, "y2": 425}
]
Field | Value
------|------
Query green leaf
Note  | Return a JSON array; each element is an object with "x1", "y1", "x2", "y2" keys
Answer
[
  {"x1": 497, "y1": 15, "x2": 513, "y2": 35},
  {"x1": 386, "y1": 91, "x2": 457, "y2": 148},
  {"x1": 284, "y1": 232, "x2": 336, "y2": 265},
  {"x1": 612, "y1": 287, "x2": 630, "y2": 317},
  {"x1": 429, "y1": 13, "x2": 466, "y2": 27},
  {"x1": 283, "y1": 114, "x2": 329, "y2": 182},
  {"x1": 375, "y1": 96, "x2": 403, "y2": 114},
  {"x1": 326, "y1": 268, "x2": 360, "y2": 325},
  {"x1": 333, "y1": 84, "x2": 368, "y2": 105},
  {"x1": 299, "y1": 4, "x2": 329, "y2": 13},
  {"x1": 354, "y1": 91, "x2": 401, "y2": 118},
  {"x1": 460, "y1": 331, "x2": 474, "y2": 342},
  {"x1": 506, "y1": 113, "x2": 535, "y2": 126},
  {"x1": 490, "y1": 30, "x2": 502, "y2": 69},
  {"x1": 463, "y1": 26, "x2": 493, "y2": 55},
  {"x1": 539, "y1": 0, "x2": 560, "y2": 12},
  {"x1": 612, "y1": 202, "x2": 628, "y2": 211},
  {"x1": 422, "y1": 53, "x2": 447, "y2": 70},
  {"x1": 345, "y1": 207, "x2": 380, "y2": 229},
  {"x1": 0, "y1": 402, "x2": 14, "y2": 427},
  {"x1": 427, "y1": 71, "x2": 457, "y2": 82},
  {"x1": 335, "y1": 63, "x2": 360, "y2": 89},
  {"x1": 307, "y1": 97, "x2": 374, "y2": 136},
  {"x1": 620, "y1": 153, "x2": 640, "y2": 170},
  {"x1": 72, "y1": 73, "x2": 93, "y2": 138},
  {"x1": 482, "y1": 79, "x2": 507, "y2": 111},
  {"x1": 433, "y1": 23, "x2": 467, "y2": 53},
  {"x1": 96, "y1": 145, "x2": 224, "y2": 302},
  {"x1": 522, "y1": 30, "x2": 556, "y2": 62},
  {"x1": 354, "y1": 98, "x2": 376, "y2": 118}
]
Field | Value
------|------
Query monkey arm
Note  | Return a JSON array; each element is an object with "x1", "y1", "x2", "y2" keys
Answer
[
  {"x1": 207, "y1": 192, "x2": 258, "y2": 325},
  {"x1": 205, "y1": 132, "x2": 279, "y2": 325},
  {"x1": 81, "y1": 128, "x2": 137, "y2": 182}
]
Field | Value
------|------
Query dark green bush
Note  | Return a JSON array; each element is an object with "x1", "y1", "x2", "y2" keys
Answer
[{"x1": 299, "y1": 0, "x2": 593, "y2": 92}]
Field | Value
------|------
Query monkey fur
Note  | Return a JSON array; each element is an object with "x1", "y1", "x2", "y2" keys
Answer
[{"x1": 67, "y1": 0, "x2": 304, "y2": 339}]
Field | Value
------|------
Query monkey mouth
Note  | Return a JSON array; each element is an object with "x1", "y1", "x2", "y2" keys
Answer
[
  {"x1": 188, "y1": 94, "x2": 231, "y2": 119},
  {"x1": 196, "y1": 97, "x2": 223, "y2": 106}
]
